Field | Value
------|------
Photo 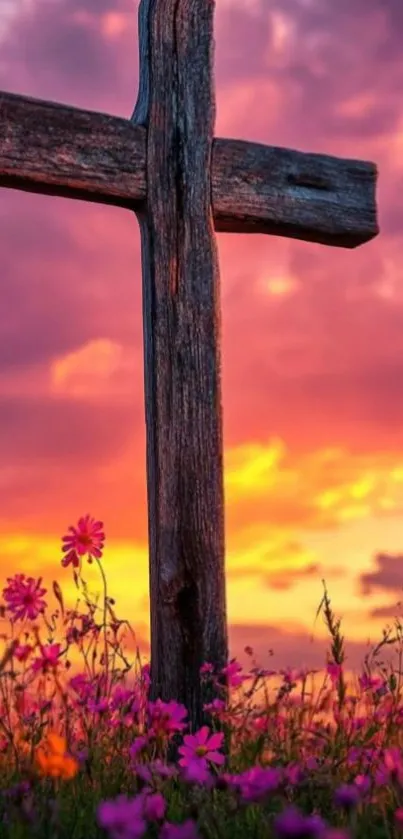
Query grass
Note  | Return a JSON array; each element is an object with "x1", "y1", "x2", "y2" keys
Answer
[{"x1": 0, "y1": 518, "x2": 403, "y2": 838}]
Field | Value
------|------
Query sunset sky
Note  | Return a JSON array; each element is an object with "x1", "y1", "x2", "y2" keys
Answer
[{"x1": 1, "y1": 0, "x2": 403, "y2": 674}]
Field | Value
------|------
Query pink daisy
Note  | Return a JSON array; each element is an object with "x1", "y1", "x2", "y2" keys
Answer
[
  {"x1": 178, "y1": 726, "x2": 224, "y2": 769},
  {"x1": 61, "y1": 515, "x2": 105, "y2": 568},
  {"x1": 2, "y1": 574, "x2": 47, "y2": 622}
]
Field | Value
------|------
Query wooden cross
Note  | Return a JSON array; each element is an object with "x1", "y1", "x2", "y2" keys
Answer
[{"x1": 0, "y1": 0, "x2": 378, "y2": 730}]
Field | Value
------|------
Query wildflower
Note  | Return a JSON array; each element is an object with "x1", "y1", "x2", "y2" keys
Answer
[
  {"x1": 35, "y1": 732, "x2": 78, "y2": 780},
  {"x1": 31, "y1": 643, "x2": 61, "y2": 673},
  {"x1": 97, "y1": 794, "x2": 146, "y2": 839},
  {"x1": 203, "y1": 698, "x2": 226, "y2": 715},
  {"x1": 14, "y1": 644, "x2": 32, "y2": 662},
  {"x1": 285, "y1": 763, "x2": 304, "y2": 787},
  {"x1": 334, "y1": 784, "x2": 360, "y2": 812},
  {"x1": 178, "y1": 726, "x2": 224, "y2": 770},
  {"x1": 2, "y1": 574, "x2": 47, "y2": 622},
  {"x1": 134, "y1": 761, "x2": 177, "y2": 783},
  {"x1": 181, "y1": 759, "x2": 213, "y2": 787},
  {"x1": 327, "y1": 662, "x2": 342, "y2": 683},
  {"x1": 160, "y1": 820, "x2": 200, "y2": 839},
  {"x1": 200, "y1": 662, "x2": 214, "y2": 675},
  {"x1": 232, "y1": 766, "x2": 283, "y2": 804},
  {"x1": 221, "y1": 659, "x2": 245, "y2": 687},
  {"x1": 87, "y1": 698, "x2": 109, "y2": 714},
  {"x1": 274, "y1": 806, "x2": 327, "y2": 839},
  {"x1": 358, "y1": 673, "x2": 383, "y2": 692},
  {"x1": 376, "y1": 747, "x2": 403, "y2": 788},
  {"x1": 147, "y1": 699, "x2": 188, "y2": 738},
  {"x1": 61, "y1": 515, "x2": 105, "y2": 568},
  {"x1": 143, "y1": 792, "x2": 166, "y2": 821},
  {"x1": 129, "y1": 736, "x2": 149, "y2": 760}
]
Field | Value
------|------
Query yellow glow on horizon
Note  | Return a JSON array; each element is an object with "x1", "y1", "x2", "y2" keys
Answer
[{"x1": 225, "y1": 438, "x2": 286, "y2": 498}]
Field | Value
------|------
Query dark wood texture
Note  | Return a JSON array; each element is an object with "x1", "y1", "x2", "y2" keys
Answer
[
  {"x1": 0, "y1": 91, "x2": 146, "y2": 207},
  {"x1": 132, "y1": 0, "x2": 228, "y2": 731},
  {"x1": 212, "y1": 139, "x2": 378, "y2": 247},
  {"x1": 0, "y1": 91, "x2": 378, "y2": 247}
]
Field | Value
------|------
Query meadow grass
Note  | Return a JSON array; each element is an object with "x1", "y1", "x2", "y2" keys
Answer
[{"x1": 0, "y1": 516, "x2": 403, "y2": 838}]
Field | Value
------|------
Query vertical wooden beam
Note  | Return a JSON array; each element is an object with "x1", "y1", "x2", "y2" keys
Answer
[{"x1": 133, "y1": 0, "x2": 228, "y2": 729}]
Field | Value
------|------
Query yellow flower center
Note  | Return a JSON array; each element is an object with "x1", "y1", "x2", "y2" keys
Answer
[{"x1": 195, "y1": 745, "x2": 208, "y2": 757}]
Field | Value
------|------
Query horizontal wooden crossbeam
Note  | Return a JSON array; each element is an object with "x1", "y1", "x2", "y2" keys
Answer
[{"x1": 0, "y1": 91, "x2": 378, "y2": 248}]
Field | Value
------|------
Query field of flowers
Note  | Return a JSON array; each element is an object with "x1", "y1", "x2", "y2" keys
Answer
[{"x1": 0, "y1": 515, "x2": 403, "y2": 838}]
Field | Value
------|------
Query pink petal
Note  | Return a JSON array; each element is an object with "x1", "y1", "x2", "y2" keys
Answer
[
  {"x1": 208, "y1": 751, "x2": 225, "y2": 765},
  {"x1": 196, "y1": 726, "x2": 210, "y2": 745},
  {"x1": 206, "y1": 732, "x2": 224, "y2": 750}
]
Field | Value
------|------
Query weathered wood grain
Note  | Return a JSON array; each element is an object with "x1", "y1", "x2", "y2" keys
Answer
[
  {"x1": 132, "y1": 0, "x2": 228, "y2": 731},
  {"x1": 0, "y1": 91, "x2": 146, "y2": 207},
  {"x1": 0, "y1": 91, "x2": 378, "y2": 248},
  {"x1": 213, "y1": 138, "x2": 378, "y2": 247}
]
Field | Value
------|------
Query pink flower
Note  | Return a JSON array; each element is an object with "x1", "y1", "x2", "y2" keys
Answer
[
  {"x1": 200, "y1": 662, "x2": 214, "y2": 675},
  {"x1": 147, "y1": 699, "x2": 188, "y2": 738},
  {"x1": 358, "y1": 673, "x2": 383, "y2": 692},
  {"x1": 221, "y1": 659, "x2": 244, "y2": 687},
  {"x1": 61, "y1": 515, "x2": 105, "y2": 568},
  {"x1": 87, "y1": 699, "x2": 109, "y2": 714},
  {"x1": 129, "y1": 736, "x2": 149, "y2": 760},
  {"x1": 203, "y1": 698, "x2": 226, "y2": 715},
  {"x1": 97, "y1": 794, "x2": 146, "y2": 839},
  {"x1": 160, "y1": 820, "x2": 200, "y2": 839},
  {"x1": 143, "y1": 792, "x2": 166, "y2": 821},
  {"x1": 327, "y1": 662, "x2": 343, "y2": 683},
  {"x1": 14, "y1": 644, "x2": 32, "y2": 662},
  {"x1": 230, "y1": 766, "x2": 282, "y2": 803},
  {"x1": 2, "y1": 574, "x2": 47, "y2": 622},
  {"x1": 178, "y1": 726, "x2": 224, "y2": 770},
  {"x1": 181, "y1": 759, "x2": 213, "y2": 787},
  {"x1": 134, "y1": 761, "x2": 177, "y2": 784},
  {"x1": 31, "y1": 643, "x2": 61, "y2": 673}
]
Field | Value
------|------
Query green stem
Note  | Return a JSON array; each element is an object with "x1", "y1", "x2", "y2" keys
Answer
[{"x1": 94, "y1": 556, "x2": 109, "y2": 697}]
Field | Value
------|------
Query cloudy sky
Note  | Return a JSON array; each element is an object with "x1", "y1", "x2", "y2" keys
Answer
[{"x1": 0, "y1": 0, "x2": 403, "y2": 672}]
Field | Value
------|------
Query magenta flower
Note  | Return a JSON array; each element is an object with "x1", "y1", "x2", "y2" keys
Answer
[
  {"x1": 221, "y1": 659, "x2": 244, "y2": 687},
  {"x1": 376, "y1": 747, "x2": 403, "y2": 788},
  {"x1": 87, "y1": 698, "x2": 109, "y2": 714},
  {"x1": 181, "y1": 759, "x2": 213, "y2": 787},
  {"x1": 178, "y1": 726, "x2": 224, "y2": 770},
  {"x1": 31, "y1": 643, "x2": 61, "y2": 673},
  {"x1": 200, "y1": 662, "x2": 214, "y2": 675},
  {"x1": 2, "y1": 574, "x2": 47, "y2": 622},
  {"x1": 14, "y1": 644, "x2": 32, "y2": 662},
  {"x1": 129, "y1": 735, "x2": 149, "y2": 761},
  {"x1": 334, "y1": 784, "x2": 360, "y2": 811},
  {"x1": 160, "y1": 820, "x2": 200, "y2": 839},
  {"x1": 61, "y1": 515, "x2": 105, "y2": 568},
  {"x1": 97, "y1": 794, "x2": 146, "y2": 839},
  {"x1": 358, "y1": 672, "x2": 383, "y2": 692},
  {"x1": 143, "y1": 792, "x2": 166, "y2": 822},
  {"x1": 134, "y1": 760, "x2": 177, "y2": 785},
  {"x1": 231, "y1": 766, "x2": 283, "y2": 803},
  {"x1": 274, "y1": 806, "x2": 327, "y2": 839},
  {"x1": 147, "y1": 699, "x2": 188, "y2": 738},
  {"x1": 327, "y1": 662, "x2": 343, "y2": 683}
]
